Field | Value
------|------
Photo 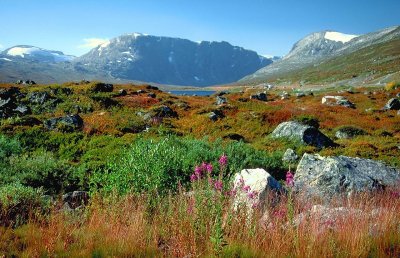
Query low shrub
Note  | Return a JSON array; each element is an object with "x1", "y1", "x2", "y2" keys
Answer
[
  {"x1": 89, "y1": 136, "x2": 284, "y2": 195},
  {"x1": 385, "y1": 81, "x2": 400, "y2": 91},
  {"x1": 0, "y1": 183, "x2": 45, "y2": 226}
]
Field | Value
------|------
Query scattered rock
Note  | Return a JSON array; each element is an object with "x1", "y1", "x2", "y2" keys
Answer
[
  {"x1": 216, "y1": 91, "x2": 228, "y2": 96},
  {"x1": 223, "y1": 133, "x2": 245, "y2": 141},
  {"x1": 233, "y1": 168, "x2": 282, "y2": 213},
  {"x1": 152, "y1": 105, "x2": 178, "y2": 118},
  {"x1": 16, "y1": 80, "x2": 36, "y2": 85},
  {"x1": 13, "y1": 105, "x2": 31, "y2": 115},
  {"x1": 50, "y1": 87, "x2": 72, "y2": 96},
  {"x1": 396, "y1": 92, "x2": 400, "y2": 98},
  {"x1": 137, "y1": 90, "x2": 145, "y2": 94},
  {"x1": 216, "y1": 96, "x2": 227, "y2": 105},
  {"x1": 118, "y1": 89, "x2": 127, "y2": 96},
  {"x1": 383, "y1": 98, "x2": 400, "y2": 110},
  {"x1": 238, "y1": 97, "x2": 249, "y2": 102},
  {"x1": 90, "y1": 82, "x2": 114, "y2": 93},
  {"x1": 28, "y1": 91, "x2": 51, "y2": 105},
  {"x1": 145, "y1": 85, "x2": 159, "y2": 91},
  {"x1": 296, "y1": 92, "x2": 306, "y2": 98},
  {"x1": 250, "y1": 92, "x2": 267, "y2": 101},
  {"x1": 335, "y1": 126, "x2": 367, "y2": 139},
  {"x1": 209, "y1": 110, "x2": 224, "y2": 121},
  {"x1": 148, "y1": 93, "x2": 156, "y2": 98},
  {"x1": 62, "y1": 191, "x2": 89, "y2": 209},
  {"x1": 294, "y1": 153, "x2": 400, "y2": 197},
  {"x1": 322, "y1": 96, "x2": 355, "y2": 109},
  {"x1": 270, "y1": 121, "x2": 336, "y2": 149},
  {"x1": 280, "y1": 91, "x2": 290, "y2": 100},
  {"x1": 282, "y1": 148, "x2": 299, "y2": 163},
  {"x1": 44, "y1": 114, "x2": 84, "y2": 131}
]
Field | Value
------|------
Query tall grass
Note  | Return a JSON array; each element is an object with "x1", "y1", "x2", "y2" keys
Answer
[{"x1": 0, "y1": 186, "x2": 399, "y2": 257}]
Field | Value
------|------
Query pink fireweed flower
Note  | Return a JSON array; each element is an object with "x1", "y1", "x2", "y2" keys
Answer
[
  {"x1": 214, "y1": 180, "x2": 223, "y2": 191},
  {"x1": 225, "y1": 189, "x2": 237, "y2": 197},
  {"x1": 219, "y1": 154, "x2": 228, "y2": 167},
  {"x1": 247, "y1": 190, "x2": 258, "y2": 199},
  {"x1": 190, "y1": 173, "x2": 198, "y2": 182},
  {"x1": 286, "y1": 171, "x2": 294, "y2": 187},
  {"x1": 194, "y1": 166, "x2": 202, "y2": 177},
  {"x1": 205, "y1": 163, "x2": 213, "y2": 174},
  {"x1": 242, "y1": 185, "x2": 251, "y2": 192}
]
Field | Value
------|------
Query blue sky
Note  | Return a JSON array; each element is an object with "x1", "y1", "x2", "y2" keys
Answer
[{"x1": 0, "y1": 0, "x2": 399, "y2": 57}]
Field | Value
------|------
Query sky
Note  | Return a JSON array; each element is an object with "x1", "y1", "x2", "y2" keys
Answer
[{"x1": 0, "y1": 0, "x2": 399, "y2": 57}]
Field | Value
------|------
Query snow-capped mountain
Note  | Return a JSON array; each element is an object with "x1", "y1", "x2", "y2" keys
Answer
[
  {"x1": 74, "y1": 33, "x2": 272, "y2": 86},
  {"x1": 240, "y1": 26, "x2": 400, "y2": 83},
  {"x1": 2, "y1": 45, "x2": 75, "y2": 63}
]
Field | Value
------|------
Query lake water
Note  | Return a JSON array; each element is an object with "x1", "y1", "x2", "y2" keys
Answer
[{"x1": 169, "y1": 90, "x2": 216, "y2": 96}]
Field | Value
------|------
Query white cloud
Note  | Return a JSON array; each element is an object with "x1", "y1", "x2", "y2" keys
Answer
[
  {"x1": 0, "y1": 44, "x2": 4, "y2": 50},
  {"x1": 78, "y1": 38, "x2": 109, "y2": 49}
]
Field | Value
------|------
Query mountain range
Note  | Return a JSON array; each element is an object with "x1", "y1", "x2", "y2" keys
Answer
[
  {"x1": 0, "y1": 35, "x2": 272, "y2": 86},
  {"x1": 0, "y1": 25, "x2": 399, "y2": 87},
  {"x1": 240, "y1": 26, "x2": 400, "y2": 86}
]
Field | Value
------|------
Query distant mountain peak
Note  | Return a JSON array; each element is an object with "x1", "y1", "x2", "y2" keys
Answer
[{"x1": 3, "y1": 45, "x2": 75, "y2": 62}]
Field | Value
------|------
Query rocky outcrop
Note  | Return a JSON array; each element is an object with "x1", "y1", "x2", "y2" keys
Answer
[
  {"x1": 90, "y1": 82, "x2": 114, "y2": 93},
  {"x1": 270, "y1": 121, "x2": 336, "y2": 149},
  {"x1": 383, "y1": 98, "x2": 400, "y2": 110},
  {"x1": 282, "y1": 148, "x2": 299, "y2": 163},
  {"x1": 216, "y1": 96, "x2": 227, "y2": 105},
  {"x1": 250, "y1": 92, "x2": 267, "y2": 101},
  {"x1": 233, "y1": 168, "x2": 282, "y2": 213},
  {"x1": 44, "y1": 114, "x2": 84, "y2": 132},
  {"x1": 322, "y1": 96, "x2": 355, "y2": 108},
  {"x1": 294, "y1": 153, "x2": 400, "y2": 197}
]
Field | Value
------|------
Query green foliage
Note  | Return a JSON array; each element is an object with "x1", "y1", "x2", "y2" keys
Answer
[
  {"x1": 0, "y1": 183, "x2": 45, "y2": 226},
  {"x1": 0, "y1": 134, "x2": 22, "y2": 161},
  {"x1": 1, "y1": 151, "x2": 79, "y2": 194},
  {"x1": 90, "y1": 136, "x2": 284, "y2": 195}
]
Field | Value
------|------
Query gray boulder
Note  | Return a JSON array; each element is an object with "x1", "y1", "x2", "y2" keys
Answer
[
  {"x1": 90, "y1": 83, "x2": 113, "y2": 93},
  {"x1": 28, "y1": 91, "x2": 50, "y2": 105},
  {"x1": 282, "y1": 148, "x2": 299, "y2": 163},
  {"x1": 152, "y1": 105, "x2": 178, "y2": 118},
  {"x1": 383, "y1": 98, "x2": 400, "y2": 110},
  {"x1": 216, "y1": 96, "x2": 227, "y2": 105},
  {"x1": 44, "y1": 114, "x2": 84, "y2": 131},
  {"x1": 209, "y1": 110, "x2": 224, "y2": 121},
  {"x1": 250, "y1": 92, "x2": 267, "y2": 101},
  {"x1": 294, "y1": 153, "x2": 400, "y2": 197},
  {"x1": 335, "y1": 126, "x2": 366, "y2": 139},
  {"x1": 322, "y1": 96, "x2": 355, "y2": 109},
  {"x1": 296, "y1": 92, "x2": 306, "y2": 98},
  {"x1": 233, "y1": 168, "x2": 282, "y2": 213},
  {"x1": 270, "y1": 121, "x2": 336, "y2": 149}
]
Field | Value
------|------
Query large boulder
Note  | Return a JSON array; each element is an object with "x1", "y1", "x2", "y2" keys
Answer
[
  {"x1": 216, "y1": 96, "x2": 227, "y2": 105},
  {"x1": 335, "y1": 126, "x2": 367, "y2": 139},
  {"x1": 151, "y1": 105, "x2": 178, "y2": 118},
  {"x1": 28, "y1": 91, "x2": 51, "y2": 105},
  {"x1": 233, "y1": 168, "x2": 282, "y2": 213},
  {"x1": 270, "y1": 121, "x2": 336, "y2": 149},
  {"x1": 90, "y1": 82, "x2": 114, "y2": 93},
  {"x1": 282, "y1": 148, "x2": 299, "y2": 163},
  {"x1": 250, "y1": 92, "x2": 267, "y2": 101},
  {"x1": 383, "y1": 98, "x2": 400, "y2": 110},
  {"x1": 294, "y1": 153, "x2": 400, "y2": 197},
  {"x1": 44, "y1": 114, "x2": 84, "y2": 132},
  {"x1": 322, "y1": 96, "x2": 355, "y2": 108}
]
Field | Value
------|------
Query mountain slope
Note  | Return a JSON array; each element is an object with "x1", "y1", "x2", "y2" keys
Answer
[
  {"x1": 2, "y1": 45, "x2": 75, "y2": 63},
  {"x1": 75, "y1": 33, "x2": 272, "y2": 86},
  {"x1": 240, "y1": 26, "x2": 400, "y2": 85}
]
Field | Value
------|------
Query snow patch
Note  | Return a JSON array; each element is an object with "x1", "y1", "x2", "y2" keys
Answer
[
  {"x1": 324, "y1": 32, "x2": 358, "y2": 43},
  {"x1": 0, "y1": 57, "x2": 11, "y2": 61},
  {"x1": 194, "y1": 76, "x2": 200, "y2": 81},
  {"x1": 6, "y1": 46, "x2": 74, "y2": 62},
  {"x1": 168, "y1": 51, "x2": 174, "y2": 63}
]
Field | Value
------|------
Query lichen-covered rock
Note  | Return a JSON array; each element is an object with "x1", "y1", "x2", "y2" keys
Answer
[
  {"x1": 294, "y1": 153, "x2": 400, "y2": 197},
  {"x1": 270, "y1": 121, "x2": 336, "y2": 149},
  {"x1": 383, "y1": 98, "x2": 400, "y2": 110},
  {"x1": 335, "y1": 126, "x2": 367, "y2": 139},
  {"x1": 44, "y1": 114, "x2": 84, "y2": 131},
  {"x1": 282, "y1": 148, "x2": 299, "y2": 163},
  {"x1": 90, "y1": 82, "x2": 113, "y2": 93},
  {"x1": 216, "y1": 96, "x2": 227, "y2": 105},
  {"x1": 233, "y1": 168, "x2": 282, "y2": 213},
  {"x1": 250, "y1": 92, "x2": 267, "y2": 101},
  {"x1": 322, "y1": 96, "x2": 355, "y2": 108}
]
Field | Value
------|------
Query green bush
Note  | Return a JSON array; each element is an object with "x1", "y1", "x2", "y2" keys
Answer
[
  {"x1": 90, "y1": 136, "x2": 284, "y2": 195},
  {"x1": 0, "y1": 134, "x2": 21, "y2": 161},
  {"x1": 1, "y1": 151, "x2": 80, "y2": 194},
  {"x1": 0, "y1": 183, "x2": 45, "y2": 226}
]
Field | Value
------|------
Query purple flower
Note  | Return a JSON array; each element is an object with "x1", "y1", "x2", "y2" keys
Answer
[
  {"x1": 219, "y1": 154, "x2": 228, "y2": 167},
  {"x1": 214, "y1": 180, "x2": 223, "y2": 191},
  {"x1": 242, "y1": 185, "x2": 251, "y2": 192},
  {"x1": 286, "y1": 171, "x2": 294, "y2": 187},
  {"x1": 205, "y1": 163, "x2": 213, "y2": 173},
  {"x1": 225, "y1": 189, "x2": 237, "y2": 197},
  {"x1": 247, "y1": 190, "x2": 258, "y2": 199},
  {"x1": 194, "y1": 166, "x2": 202, "y2": 177},
  {"x1": 190, "y1": 173, "x2": 198, "y2": 182}
]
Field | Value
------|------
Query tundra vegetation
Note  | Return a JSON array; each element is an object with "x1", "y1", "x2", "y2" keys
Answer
[{"x1": 0, "y1": 81, "x2": 399, "y2": 257}]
